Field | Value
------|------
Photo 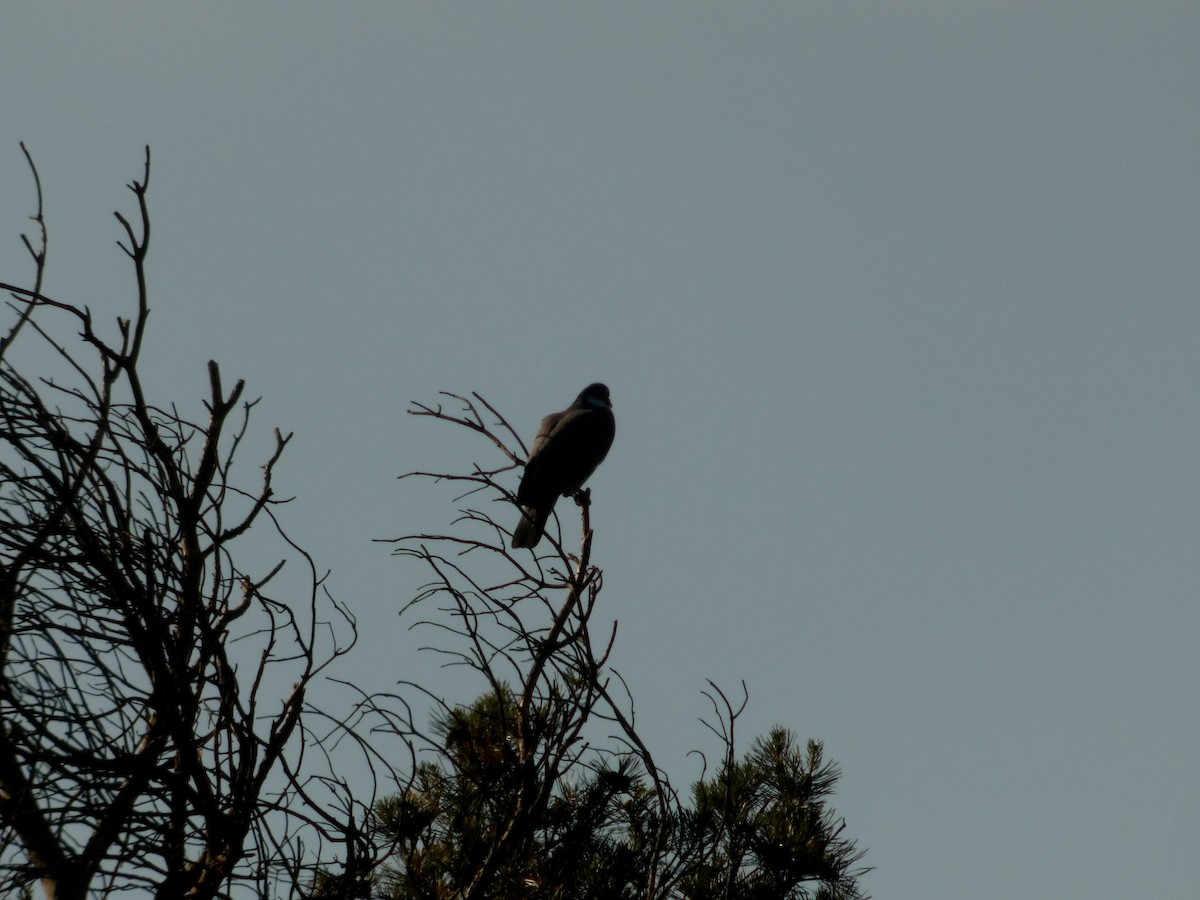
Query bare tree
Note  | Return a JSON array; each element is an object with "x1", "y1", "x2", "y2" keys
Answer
[{"x1": 0, "y1": 149, "x2": 363, "y2": 898}]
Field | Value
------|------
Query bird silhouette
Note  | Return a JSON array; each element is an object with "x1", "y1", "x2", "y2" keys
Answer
[{"x1": 512, "y1": 383, "x2": 615, "y2": 549}]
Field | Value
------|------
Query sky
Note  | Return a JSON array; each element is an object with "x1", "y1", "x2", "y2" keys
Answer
[{"x1": 3, "y1": 4, "x2": 1199, "y2": 898}]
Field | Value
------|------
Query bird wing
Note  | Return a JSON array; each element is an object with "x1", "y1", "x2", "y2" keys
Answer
[
  {"x1": 516, "y1": 407, "x2": 613, "y2": 507},
  {"x1": 525, "y1": 410, "x2": 565, "y2": 462}
]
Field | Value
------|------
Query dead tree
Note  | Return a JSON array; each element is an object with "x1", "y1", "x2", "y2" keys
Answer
[{"x1": 0, "y1": 149, "x2": 362, "y2": 898}]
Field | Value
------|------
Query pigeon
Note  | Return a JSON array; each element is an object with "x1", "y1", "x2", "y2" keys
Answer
[{"x1": 511, "y1": 383, "x2": 616, "y2": 549}]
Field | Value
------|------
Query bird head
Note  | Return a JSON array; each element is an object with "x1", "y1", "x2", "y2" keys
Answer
[{"x1": 577, "y1": 383, "x2": 612, "y2": 409}]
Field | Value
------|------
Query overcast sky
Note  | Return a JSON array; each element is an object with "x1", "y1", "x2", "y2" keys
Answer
[{"x1": 4, "y1": 5, "x2": 1198, "y2": 898}]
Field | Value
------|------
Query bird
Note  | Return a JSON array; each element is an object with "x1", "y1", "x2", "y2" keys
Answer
[{"x1": 511, "y1": 383, "x2": 615, "y2": 549}]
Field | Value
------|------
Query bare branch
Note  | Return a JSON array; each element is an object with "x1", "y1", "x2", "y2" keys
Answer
[{"x1": 0, "y1": 148, "x2": 368, "y2": 899}]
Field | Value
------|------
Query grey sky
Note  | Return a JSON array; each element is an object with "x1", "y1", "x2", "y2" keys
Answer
[{"x1": 4, "y1": 5, "x2": 1198, "y2": 898}]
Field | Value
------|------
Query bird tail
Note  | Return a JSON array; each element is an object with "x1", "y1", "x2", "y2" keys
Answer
[{"x1": 512, "y1": 506, "x2": 547, "y2": 549}]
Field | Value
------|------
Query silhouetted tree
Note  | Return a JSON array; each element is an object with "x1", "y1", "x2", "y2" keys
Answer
[
  {"x1": 353, "y1": 394, "x2": 867, "y2": 899},
  {"x1": 1, "y1": 149, "x2": 866, "y2": 899},
  {"x1": 0, "y1": 148, "x2": 366, "y2": 898}
]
